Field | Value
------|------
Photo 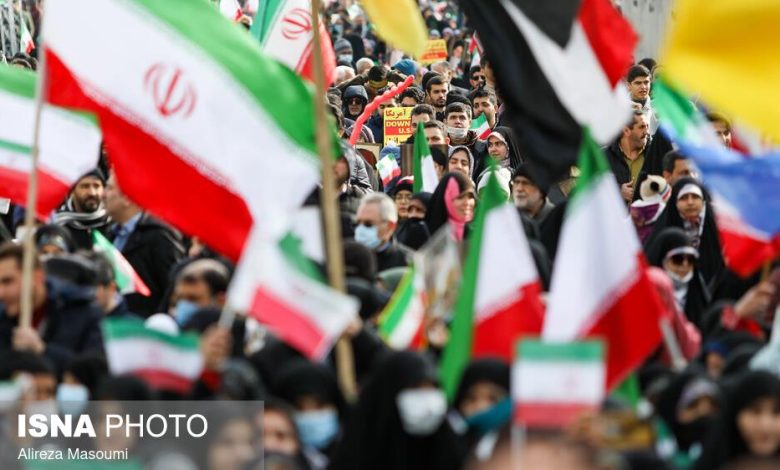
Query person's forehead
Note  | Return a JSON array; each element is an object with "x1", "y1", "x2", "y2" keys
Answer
[
  {"x1": 0, "y1": 257, "x2": 20, "y2": 275},
  {"x1": 431, "y1": 83, "x2": 448, "y2": 90},
  {"x1": 448, "y1": 112, "x2": 468, "y2": 119},
  {"x1": 425, "y1": 128, "x2": 444, "y2": 137},
  {"x1": 77, "y1": 176, "x2": 103, "y2": 186},
  {"x1": 357, "y1": 202, "x2": 381, "y2": 218},
  {"x1": 631, "y1": 76, "x2": 650, "y2": 84}
]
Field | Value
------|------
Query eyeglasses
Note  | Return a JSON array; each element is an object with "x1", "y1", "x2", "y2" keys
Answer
[{"x1": 668, "y1": 254, "x2": 696, "y2": 266}]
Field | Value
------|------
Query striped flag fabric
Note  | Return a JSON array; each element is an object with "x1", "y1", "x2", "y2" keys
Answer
[
  {"x1": 251, "y1": 0, "x2": 336, "y2": 84},
  {"x1": 441, "y1": 166, "x2": 545, "y2": 399},
  {"x1": 652, "y1": 77, "x2": 780, "y2": 277},
  {"x1": 43, "y1": 0, "x2": 326, "y2": 262},
  {"x1": 376, "y1": 153, "x2": 401, "y2": 188},
  {"x1": 470, "y1": 113, "x2": 491, "y2": 140},
  {"x1": 102, "y1": 317, "x2": 203, "y2": 394},
  {"x1": 227, "y1": 228, "x2": 358, "y2": 360},
  {"x1": 378, "y1": 266, "x2": 425, "y2": 350},
  {"x1": 92, "y1": 231, "x2": 151, "y2": 296},
  {"x1": 0, "y1": 64, "x2": 101, "y2": 216},
  {"x1": 19, "y1": 19, "x2": 35, "y2": 54},
  {"x1": 543, "y1": 130, "x2": 665, "y2": 391},
  {"x1": 513, "y1": 339, "x2": 605, "y2": 428},
  {"x1": 459, "y1": 0, "x2": 636, "y2": 186},
  {"x1": 412, "y1": 122, "x2": 438, "y2": 193}
]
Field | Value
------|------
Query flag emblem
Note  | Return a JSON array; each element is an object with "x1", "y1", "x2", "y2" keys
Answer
[{"x1": 143, "y1": 63, "x2": 197, "y2": 119}]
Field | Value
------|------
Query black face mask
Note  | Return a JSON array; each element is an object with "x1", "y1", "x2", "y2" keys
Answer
[{"x1": 676, "y1": 416, "x2": 715, "y2": 451}]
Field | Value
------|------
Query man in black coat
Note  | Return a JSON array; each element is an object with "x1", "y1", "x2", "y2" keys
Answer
[
  {"x1": 104, "y1": 173, "x2": 184, "y2": 317},
  {"x1": 0, "y1": 244, "x2": 103, "y2": 373},
  {"x1": 53, "y1": 168, "x2": 112, "y2": 250}
]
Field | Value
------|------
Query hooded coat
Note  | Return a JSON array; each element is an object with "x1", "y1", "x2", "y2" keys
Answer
[
  {"x1": 342, "y1": 85, "x2": 368, "y2": 121},
  {"x1": 329, "y1": 351, "x2": 467, "y2": 470}
]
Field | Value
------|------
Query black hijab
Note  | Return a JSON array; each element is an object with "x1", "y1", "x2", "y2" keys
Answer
[
  {"x1": 425, "y1": 172, "x2": 472, "y2": 239},
  {"x1": 647, "y1": 178, "x2": 725, "y2": 286},
  {"x1": 473, "y1": 126, "x2": 525, "y2": 183},
  {"x1": 645, "y1": 227, "x2": 712, "y2": 327},
  {"x1": 696, "y1": 370, "x2": 780, "y2": 470},
  {"x1": 329, "y1": 351, "x2": 467, "y2": 470},
  {"x1": 453, "y1": 358, "x2": 510, "y2": 415},
  {"x1": 656, "y1": 369, "x2": 720, "y2": 453},
  {"x1": 272, "y1": 359, "x2": 347, "y2": 418}
]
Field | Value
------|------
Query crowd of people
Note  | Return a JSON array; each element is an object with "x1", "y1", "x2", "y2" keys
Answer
[{"x1": 0, "y1": 0, "x2": 779, "y2": 469}]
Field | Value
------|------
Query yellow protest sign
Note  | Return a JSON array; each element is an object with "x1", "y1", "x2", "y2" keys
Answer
[
  {"x1": 383, "y1": 107, "x2": 414, "y2": 146},
  {"x1": 417, "y1": 39, "x2": 448, "y2": 65}
]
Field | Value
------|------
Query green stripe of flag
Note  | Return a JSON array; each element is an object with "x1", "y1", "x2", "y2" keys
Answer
[
  {"x1": 0, "y1": 64, "x2": 35, "y2": 98},
  {"x1": 516, "y1": 339, "x2": 604, "y2": 363},
  {"x1": 440, "y1": 162, "x2": 507, "y2": 401},
  {"x1": 92, "y1": 230, "x2": 132, "y2": 290},
  {"x1": 133, "y1": 0, "x2": 336, "y2": 161},
  {"x1": 102, "y1": 317, "x2": 200, "y2": 350},
  {"x1": 0, "y1": 139, "x2": 32, "y2": 155},
  {"x1": 412, "y1": 122, "x2": 430, "y2": 193},
  {"x1": 378, "y1": 267, "x2": 415, "y2": 336}
]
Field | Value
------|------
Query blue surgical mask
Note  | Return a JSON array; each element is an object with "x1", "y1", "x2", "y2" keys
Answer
[
  {"x1": 354, "y1": 224, "x2": 381, "y2": 250},
  {"x1": 56, "y1": 383, "x2": 89, "y2": 415},
  {"x1": 174, "y1": 300, "x2": 200, "y2": 326},
  {"x1": 295, "y1": 409, "x2": 339, "y2": 449},
  {"x1": 338, "y1": 54, "x2": 353, "y2": 64},
  {"x1": 464, "y1": 398, "x2": 512, "y2": 435}
]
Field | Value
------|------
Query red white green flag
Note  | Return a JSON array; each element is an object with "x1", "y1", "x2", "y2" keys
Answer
[
  {"x1": 441, "y1": 166, "x2": 545, "y2": 400},
  {"x1": 378, "y1": 266, "x2": 426, "y2": 350},
  {"x1": 543, "y1": 130, "x2": 665, "y2": 391},
  {"x1": 513, "y1": 339, "x2": 606, "y2": 428},
  {"x1": 470, "y1": 113, "x2": 491, "y2": 140},
  {"x1": 0, "y1": 64, "x2": 101, "y2": 216},
  {"x1": 43, "y1": 0, "x2": 326, "y2": 262},
  {"x1": 92, "y1": 231, "x2": 150, "y2": 296},
  {"x1": 228, "y1": 228, "x2": 359, "y2": 360},
  {"x1": 103, "y1": 317, "x2": 203, "y2": 394},
  {"x1": 250, "y1": 0, "x2": 336, "y2": 84}
]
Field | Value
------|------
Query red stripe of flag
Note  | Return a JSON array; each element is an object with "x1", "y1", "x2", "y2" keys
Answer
[{"x1": 577, "y1": 0, "x2": 637, "y2": 87}]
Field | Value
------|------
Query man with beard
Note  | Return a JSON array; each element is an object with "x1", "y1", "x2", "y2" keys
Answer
[
  {"x1": 425, "y1": 75, "x2": 449, "y2": 121},
  {"x1": 53, "y1": 169, "x2": 111, "y2": 250}
]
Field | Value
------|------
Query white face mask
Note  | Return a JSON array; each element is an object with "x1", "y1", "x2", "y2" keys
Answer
[
  {"x1": 667, "y1": 269, "x2": 694, "y2": 285},
  {"x1": 396, "y1": 388, "x2": 447, "y2": 436},
  {"x1": 447, "y1": 126, "x2": 468, "y2": 140}
]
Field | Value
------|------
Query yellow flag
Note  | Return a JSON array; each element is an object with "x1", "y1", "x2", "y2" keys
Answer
[
  {"x1": 360, "y1": 0, "x2": 427, "y2": 57},
  {"x1": 662, "y1": 0, "x2": 780, "y2": 143}
]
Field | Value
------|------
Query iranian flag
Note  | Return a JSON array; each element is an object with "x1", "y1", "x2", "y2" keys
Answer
[
  {"x1": 412, "y1": 122, "x2": 439, "y2": 193},
  {"x1": 43, "y1": 0, "x2": 325, "y2": 262},
  {"x1": 20, "y1": 20, "x2": 35, "y2": 54},
  {"x1": 543, "y1": 131, "x2": 664, "y2": 391},
  {"x1": 470, "y1": 113, "x2": 491, "y2": 140},
  {"x1": 0, "y1": 64, "x2": 101, "y2": 216},
  {"x1": 102, "y1": 317, "x2": 203, "y2": 394},
  {"x1": 376, "y1": 153, "x2": 401, "y2": 188},
  {"x1": 92, "y1": 231, "x2": 150, "y2": 296},
  {"x1": 228, "y1": 228, "x2": 358, "y2": 360},
  {"x1": 441, "y1": 167, "x2": 545, "y2": 399},
  {"x1": 251, "y1": 0, "x2": 336, "y2": 84},
  {"x1": 513, "y1": 339, "x2": 605, "y2": 428},
  {"x1": 378, "y1": 266, "x2": 425, "y2": 350}
]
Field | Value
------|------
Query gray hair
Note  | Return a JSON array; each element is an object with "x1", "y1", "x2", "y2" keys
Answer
[{"x1": 359, "y1": 192, "x2": 398, "y2": 224}]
